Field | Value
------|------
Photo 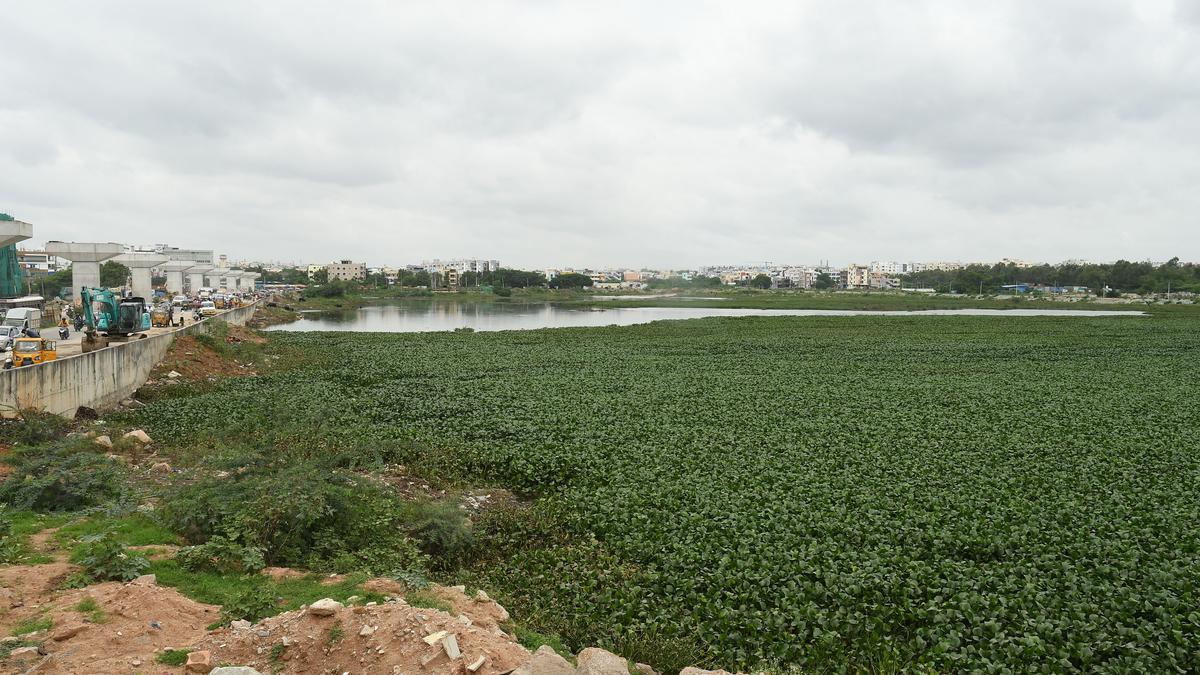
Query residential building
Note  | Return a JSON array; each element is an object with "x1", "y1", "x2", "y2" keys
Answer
[
  {"x1": 326, "y1": 260, "x2": 367, "y2": 281},
  {"x1": 844, "y1": 264, "x2": 871, "y2": 288},
  {"x1": 16, "y1": 250, "x2": 61, "y2": 274}
]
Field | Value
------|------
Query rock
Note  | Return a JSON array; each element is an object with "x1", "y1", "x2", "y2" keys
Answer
[
  {"x1": 230, "y1": 619, "x2": 252, "y2": 631},
  {"x1": 185, "y1": 649, "x2": 212, "y2": 672},
  {"x1": 209, "y1": 668, "x2": 263, "y2": 675},
  {"x1": 442, "y1": 633, "x2": 461, "y2": 659},
  {"x1": 9, "y1": 646, "x2": 39, "y2": 658},
  {"x1": 359, "y1": 624, "x2": 376, "y2": 637},
  {"x1": 105, "y1": 453, "x2": 128, "y2": 464},
  {"x1": 512, "y1": 645, "x2": 575, "y2": 675},
  {"x1": 51, "y1": 624, "x2": 87, "y2": 641},
  {"x1": 635, "y1": 663, "x2": 658, "y2": 675},
  {"x1": 468, "y1": 655, "x2": 487, "y2": 672},
  {"x1": 167, "y1": 370, "x2": 182, "y2": 378},
  {"x1": 150, "y1": 462, "x2": 172, "y2": 474},
  {"x1": 123, "y1": 429, "x2": 152, "y2": 444},
  {"x1": 422, "y1": 630, "x2": 449, "y2": 645},
  {"x1": 577, "y1": 647, "x2": 630, "y2": 675},
  {"x1": 130, "y1": 574, "x2": 157, "y2": 586},
  {"x1": 474, "y1": 589, "x2": 491, "y2": 602},
  {"x1": 94, "y1": 435, "x2": 113, "y2": 449},
  {"x1": 308, "y1": 598, "x2": 343, "y2": 616},
  {"x1": 679, "y1": 668, "x2": 737, "y2": 675}
]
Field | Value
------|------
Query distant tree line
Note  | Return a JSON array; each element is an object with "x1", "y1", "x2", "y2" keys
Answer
[{"x1": 902, "y1": 258, "x2": 1200, "y2": 295}]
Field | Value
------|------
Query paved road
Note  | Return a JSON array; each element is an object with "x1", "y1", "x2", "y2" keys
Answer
[{"x1": 10, "y1": 307, "x2": 242, "y2": 361}]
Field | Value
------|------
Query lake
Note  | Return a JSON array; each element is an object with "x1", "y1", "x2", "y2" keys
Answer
[{"x1": 267, "y1": 301, "x2": 1146, "y2": 333}]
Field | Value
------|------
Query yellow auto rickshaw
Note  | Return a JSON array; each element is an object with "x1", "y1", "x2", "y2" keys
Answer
[{"x1": 9, "y1": 337, "x2": 57, "y2": 367}]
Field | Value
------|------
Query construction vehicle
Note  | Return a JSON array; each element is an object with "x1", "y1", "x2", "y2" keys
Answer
[
  {"x1": 79, "y1": 286, "x2": 151, "y2": 352},
  {"x1": 9, "y1": 336, "x2": 56, "y2": 367}
]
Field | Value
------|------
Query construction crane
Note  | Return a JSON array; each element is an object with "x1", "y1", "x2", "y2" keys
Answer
[{"x1": 79, "y1": 286, "x2": 151, "y2": 352}]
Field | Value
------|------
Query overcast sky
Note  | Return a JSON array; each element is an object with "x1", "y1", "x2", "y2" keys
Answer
[{"x1": 3, "y1": 1, "x2": 1198, "y2": 269}]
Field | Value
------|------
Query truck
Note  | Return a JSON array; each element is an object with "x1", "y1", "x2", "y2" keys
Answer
[{"x1": 2, "y1": 307, "x2": 42, "y2": 332}]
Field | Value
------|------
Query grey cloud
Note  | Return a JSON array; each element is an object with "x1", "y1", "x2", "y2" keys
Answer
[{"x1": 1, "y1": 0, "x2": 1198, "y2": 267}]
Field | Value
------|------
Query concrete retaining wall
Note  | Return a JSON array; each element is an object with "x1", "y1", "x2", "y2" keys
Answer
[{"x1": 0, "y1": 301, "x2": 259, "y2": 418}]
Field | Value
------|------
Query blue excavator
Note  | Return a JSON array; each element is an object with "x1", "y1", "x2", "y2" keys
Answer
[{"x1": 79, "y1": 286, "x2": 151, "y2": 352}]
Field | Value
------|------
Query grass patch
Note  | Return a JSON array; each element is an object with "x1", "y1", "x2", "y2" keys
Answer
[
  {"x1": 0, "y1": 511, "x2": 72, "y2": 563},
  {"x1": 269, "y1": 642, "x2": 287, "y2": 666},
  {"x1": 149, "y1": 560, "x2": 386, "y2": 623},
  {"x1": 55, "y1": 512, "x2": 179, "y2": 549},
  {"x1": 404, "y1": 590, "x2": 452, "y2": 613},
  {"x1": 9, "y1": 615, "x2": 51, "y2": 636},
  {"x1": 72, "y1": 597, "x2": 107, "y2": 623},
  {"x1": 511, "y1": 624, "x2": 572, "y2": 660},
  {"x1": 326, "y1": 622, "x2": 344, "y2": 645},
  {"x1": 155, "y1": 648, "x2": 191, "y2": 666}
]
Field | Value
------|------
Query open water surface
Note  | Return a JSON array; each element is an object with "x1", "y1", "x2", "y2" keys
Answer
[{"x1": 268, "y1": 301, "x2": 1145, "y2": 333}]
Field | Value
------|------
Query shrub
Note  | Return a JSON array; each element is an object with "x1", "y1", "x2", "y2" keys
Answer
[
  {"x1": 175, "y1": 535, "x2": 266, "y2": 575},
  {"x1": 70, "y1": 532, "x2": 149, "y2": 583},
  {"x1": 0, "y1": 445, "x2": 128, "y2": 512},
  {"x1": 220, "y1": 584, "x2": 278, "y2": 624},
  {"x1": 0, "y1": 410, "x2": 69, "y2": 446},
  {"x1": 159, "y1": 460, "x2": 425, "y2": 575},
  {"x1": 401, "y1": 499, "x2": 475, "y2": 565},
  {"x1": 0, "y1": 506, "x2": 14, "y2": 563}
]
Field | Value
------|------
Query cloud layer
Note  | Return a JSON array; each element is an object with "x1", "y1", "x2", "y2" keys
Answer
[{"x1": 3, "y1": 1, "x2": 1198, "y2": 267}]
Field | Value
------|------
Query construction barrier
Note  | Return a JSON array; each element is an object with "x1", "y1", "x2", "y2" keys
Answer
[{"x1": 0, "y1": 301, "x2": 259, "y2": 418}]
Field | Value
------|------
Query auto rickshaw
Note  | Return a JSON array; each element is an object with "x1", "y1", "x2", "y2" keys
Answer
[{"x1": 9, "y1": 337, "x2": 57, "y2": 367}]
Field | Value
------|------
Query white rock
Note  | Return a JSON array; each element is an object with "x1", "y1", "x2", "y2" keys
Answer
[
  {"x1": 123, "y1": 429, "x2": 152, "y2": 444},
  {"x1": 576, "y1": 647, "x2": 630, "y2": 675},
  {"x1": 130, "y1": 574, "x2": 157, "y2": 586},
  {"x1": 308, "y1": 598, "x2": 343, "y2": 617}
]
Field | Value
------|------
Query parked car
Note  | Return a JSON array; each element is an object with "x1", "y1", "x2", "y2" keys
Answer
[{"x1": 0, "y1": 325, "x2": 21, "y2": 352}]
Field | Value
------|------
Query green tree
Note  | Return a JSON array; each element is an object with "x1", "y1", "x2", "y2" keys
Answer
[
  {"x1": 100, "y1": 261, "x2": 130, "y2": 288},
  {"x1": 550, "y1": 272, "x2": 593, "y2": 289},
  {"x1": 813, "y1": 272, "x2": 835, "y2": 289},
  {"x1": 310, "y1": 267, "x2": 329, "y2": 284},
  {"x1": 750, "y1": 274, "x2": 773, "y2": 289}
]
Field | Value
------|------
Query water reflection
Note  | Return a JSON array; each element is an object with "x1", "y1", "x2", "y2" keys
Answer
[{"x1": 268, "y1": 301, "x2": 1144, "y2": 334}]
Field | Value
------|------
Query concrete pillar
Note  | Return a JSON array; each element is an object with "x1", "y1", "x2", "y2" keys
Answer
[
  {"x1": 161, "y1": 261, "x2": 194, "y2": 296},
  {"x1": 246, "y1": 272, "x2": 260, "y2": 292},
  {"x1": 203, "y1": 268, "x2": 225, "y2": 291},
  {"x1": 185, "y1": 264, "x2": 209, "y2": 294},
  {"x1": 228, "y1": 270, "x2": 247, "y2": 292},
  {"x1": 0, "y1": 219, "x2": 33, "y2": 249},
  {"x1": 113, "y1": 252, "x2": 169, "y2": 300},
  {"x1": 44, "y1": 241, "x2": 123, "y2": 305}
]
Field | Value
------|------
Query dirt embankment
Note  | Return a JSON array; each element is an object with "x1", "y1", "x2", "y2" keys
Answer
[{"x1": 147, "y1": 325, "x2": 266, "y2": 383}]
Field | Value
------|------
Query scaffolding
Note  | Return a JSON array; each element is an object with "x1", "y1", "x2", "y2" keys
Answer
[{"x1": 0, "y1": 244, "x2": 22, "y2": 298}]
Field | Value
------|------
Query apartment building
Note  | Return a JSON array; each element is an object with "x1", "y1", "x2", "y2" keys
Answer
[{"x1": 326, "y1": 260, "x2": 367, "y2": 281}]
